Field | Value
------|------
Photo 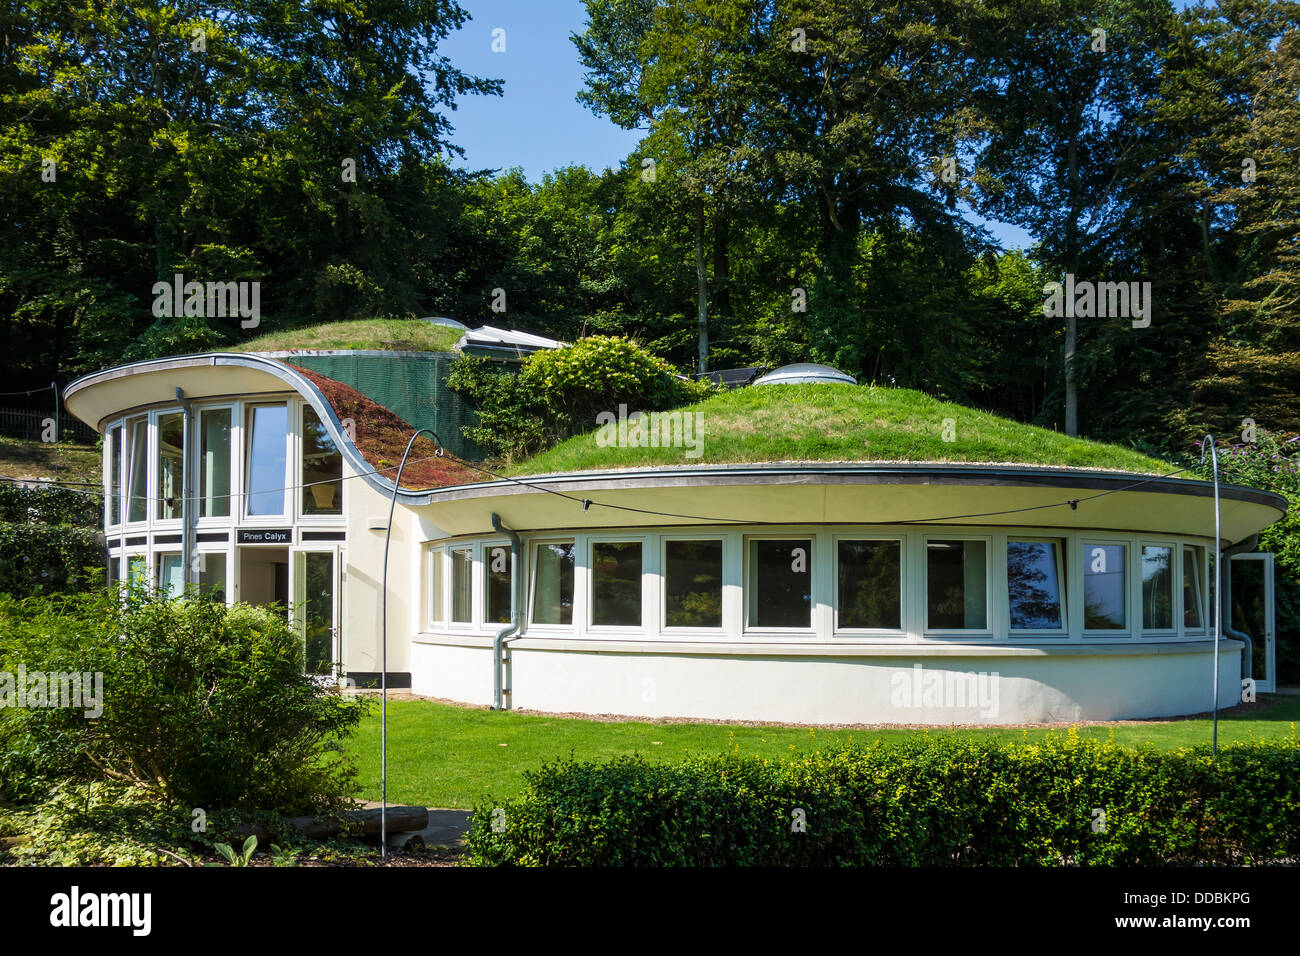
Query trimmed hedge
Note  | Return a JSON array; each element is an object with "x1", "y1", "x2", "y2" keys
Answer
[
  {"x1": 0, "y1": 522, "x2": 104, "y2": 595},
  {"x1": 466, "y1": 735, "x2": 1300, "y2": 866},
  {"x1": 0, "y1": 481, "x2": 102, "y2": 527}
]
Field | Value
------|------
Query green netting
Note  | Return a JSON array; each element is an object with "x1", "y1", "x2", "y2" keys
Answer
[{"x1": 287, "y1": 352, "x2": 483, "y2": 461}]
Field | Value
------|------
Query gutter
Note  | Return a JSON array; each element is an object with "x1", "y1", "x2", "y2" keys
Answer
[
  {"x1": 1221, "y1": 534, "x2": 1259, "y2": 681},
  {"x1": 490, "y1": 513, "x2": 522, "y2": 710}
]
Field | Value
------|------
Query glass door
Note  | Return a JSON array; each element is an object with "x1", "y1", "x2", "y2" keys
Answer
[
  {"x1": 292, "y1": 548, "x2": 340, "y2": 677},
  {"x1": 1230, "y1": 553, "x2": 1276, "y2": 694}
]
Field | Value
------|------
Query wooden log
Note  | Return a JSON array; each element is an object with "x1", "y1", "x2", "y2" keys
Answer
[{"x1": 229, "y1": 805, "x2": 428, "y2": 842}]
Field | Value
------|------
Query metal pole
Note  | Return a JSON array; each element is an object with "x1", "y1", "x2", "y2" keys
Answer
[
  {"x1": 1202, "y1": 435, "x2": 1221, "y2": 755},
  {"x1": 378, "y1": 428, "x2": 440, "y2": 859}
]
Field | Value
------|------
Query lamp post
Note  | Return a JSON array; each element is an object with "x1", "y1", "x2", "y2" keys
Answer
[{"x1": 378, "y1": 428, "x2": 440, "y2": 858}]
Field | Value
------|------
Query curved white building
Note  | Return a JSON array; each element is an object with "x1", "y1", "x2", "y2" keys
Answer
[{"x1": 64, "y1": 353, "x2": 1286, "y2": 724}]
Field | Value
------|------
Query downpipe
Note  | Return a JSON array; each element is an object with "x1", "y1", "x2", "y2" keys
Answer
[
  {"x1": 491, "y1": 513, "x2": 521, "y2": 711},
  {"x1": 1220, "y1": 533, "x2": 1259, "y2": 682}
]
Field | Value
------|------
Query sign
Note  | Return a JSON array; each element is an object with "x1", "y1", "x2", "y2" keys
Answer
[{"x1": 237, "y1": 528, "x2": 291, "y2": 545}]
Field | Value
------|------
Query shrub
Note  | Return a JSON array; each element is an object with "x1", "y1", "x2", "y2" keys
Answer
[
  {"x1": 0, "y1": 482, "x2": 103, "y2": 527},
  {"x1": 0, "y1": 523, "x2": 104, "y2": 596},
  {"x1": 449, "y1": 335, "x2": 712, "y2": 461},
  {"x1": 0, "y1": 588, "x2": 370, "y2": 813},
  {"x1": 465, "y1": 734, "x2": 1300, "y2": 866}
]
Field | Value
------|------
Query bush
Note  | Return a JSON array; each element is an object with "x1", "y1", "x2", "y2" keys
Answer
[
  {"x1": 449, "y1": 335, "x2": 712, "y2": 461},
  {"x1": 0, "y1": 523, "x2": 104, "y2": 596},
  {"x1": 465, "y1": 734, "x2": 1300, "y2": 866},
  {"x1": 0, "y1": 588, "x2": 370, "y2": 813},
  {"x1": 0, "y1": 481, "x2": 103, "y2": 527}
]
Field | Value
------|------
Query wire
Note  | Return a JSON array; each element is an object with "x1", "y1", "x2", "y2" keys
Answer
[{"x1": 0, "y1": 385, "x2": 55, "y2": 396}]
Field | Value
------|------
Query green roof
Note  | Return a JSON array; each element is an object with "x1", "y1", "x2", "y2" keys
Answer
[
  {"x1": 511, "y1": 383, "x2": 1176, "y2": 477},
  {"x1": 227, "y1": 319, "x2": 463, "y2": 354}
]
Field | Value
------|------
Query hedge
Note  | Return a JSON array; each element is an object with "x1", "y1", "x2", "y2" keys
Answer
[
  {"x1": 0, "y1": 481, "x2": 103, "y2": 528},
  {"x1": 465, "y1": 734, "x2": 1300, "y2": 866},
  {"x1": 0, "y1": 522, "x2": 104, "y2": 595}
]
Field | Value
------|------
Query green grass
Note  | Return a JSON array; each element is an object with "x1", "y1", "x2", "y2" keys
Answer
[
  {"x1": 0, "y1": 436, "x2": 101, "y2": 484},
  {"x1": 511, "y1": 383, "x2": 1175, "y2": 476},
  {"x1": 227, "y1": 318, "x2": 463, "y2": 354},
  {"x1": 348, "y1": 694, "x2": 1300, "y2": 808}
]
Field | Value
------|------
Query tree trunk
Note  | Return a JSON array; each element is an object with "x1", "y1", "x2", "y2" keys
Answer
[{"x1": 694, "y1": 195, "x2": 709, "y2": 375}]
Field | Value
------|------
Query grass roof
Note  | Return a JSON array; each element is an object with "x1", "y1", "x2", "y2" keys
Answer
[
  {"x1": 511, "y1": 383, "x2": 1177, "y2": 477},
  {"x1": 228, "y1": 319, "x2": 463, "y2": 354}
]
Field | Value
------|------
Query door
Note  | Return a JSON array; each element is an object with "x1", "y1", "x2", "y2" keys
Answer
[
  {"x1": 1230, "y1": 552, "x2": 1276, "y2": 694},
  {"x1": 292, "y1": 547, "x2": 341, "y2": 677}
]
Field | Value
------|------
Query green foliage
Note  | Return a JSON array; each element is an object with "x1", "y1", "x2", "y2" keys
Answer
[
  {"x1": 0, "y1": 588, "x2": 370, "y2": 813},
  {"x1": 0, "y1": 481, "x2": 103, "y2": 527},
  {"x1": 209, "y1": 836, "x2": 259, "y2": 867},
  {"x1": 0, "y1": 524, "x2": 104, "y2": 597},
  {"x1": 450, "y1": 336, "x2": 712, "y2": 461},
  {"x1": 466, "y1": 733, "x2": 1300, "y2": 866}
]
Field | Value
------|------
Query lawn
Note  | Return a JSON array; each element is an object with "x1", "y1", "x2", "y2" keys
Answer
[
  {"x1": 349, "y1": 694, "x2": 1300, "y2": 809},
  {"x1": 227, "y1": 318, "x2": 463, "y2": 354},
  {"x1": 511, "y1": 382, "x2": 1176, "y2": 477},
  {"x1": 0, "y1": 436, "x2": 101, "y2": 484}
]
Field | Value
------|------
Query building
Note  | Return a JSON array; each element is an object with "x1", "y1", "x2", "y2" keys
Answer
[{"x1": 63, "y1": 349, "x2": 1286, "y2": 724}]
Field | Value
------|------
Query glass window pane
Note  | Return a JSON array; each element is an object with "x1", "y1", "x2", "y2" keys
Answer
[
  {"x1": 665, "y1": 540, "x2": 723, "y2": 628},
  {"x1": 838, "y1": 540, "x2": 901, "y2": 629},
  {"x1": 200, "y1": 408, "x2": 231, "y2": 519},
  {"x1": 127, "y1": 419, "x2": 148, "y2": 523},
  {"x1": 302, "y1": 552, "x2": 335, "y2": 674},
  {"x1": 592, "y1": 542, "x2": 642, "y2": 627},
  {"x1": 157, "y1": 412, "x2": 184, "y2": 520},
  {"x1": 429, "y1": 550, "x2": 444, "y2": 625},
  {"x1": 451, "y1": 549, "x2": 472, "y2": 623},
  {"x1": 1007, "y1": 540, "x2": 1063, "y2": 629},
  {"x1": 1183, "y1": 546, "x2": 1204, "y2": 629},
  {"x1": 485, "y1": 544, "x2": 512, "y2": 624},
  {"x1": 1142, "y1": 545, "x2": 1174, "y2": 629},
  {"x1": 108, "y1": 556, "x2": 120, "y2": 584},
  {"x1": 927, "y1": 540, "x2": 988, "y2": 629},
  {"x1": 1084, "y1": 543, "x2": 1127, "y2": 629},
  {"x1": 301, "y1": 406, "x2": 342, "y2": 515},
  {"x1": 532, "y1": 542, "x2": 574, "y2": 625},
  {"x1": 747, "y1": 539, "x2": 812, "y2": 628},
  {"x1": 199, "y1": 552, "x2": 226, "y2": 602},
  {"x1": 108, "y1": 426, "x2": 123, "y2": 525},
  {"x1": 158, "y1": 553, "x2": 184, "y2": 596},
  {"x1": 126, "y1": 555, "x2": 148, "y2": 590},
  {"x1": 247, "y1": 405, "x2": 287, "y2": 515}
]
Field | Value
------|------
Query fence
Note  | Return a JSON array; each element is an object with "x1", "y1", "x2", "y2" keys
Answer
[{"x1": 0, "y1": 406, "x2": 99, "y2": 445}]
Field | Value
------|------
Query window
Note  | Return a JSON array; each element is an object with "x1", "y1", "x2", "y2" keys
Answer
[
  {"x1": 301, "y1": 405, "x2": 342, "y2": 515},
  {"x1": 158, "y1": 553, "x2": 185, "y2": 595},
  {"x1": 1183, "y1": 546, "x2": 1205, "y2": 630},
  {"x1": 108, "y1": 555, "x2": 120, "y2": 584},
  {"x1": 127, "y1": 418, "x2": 148, "y2": 523},
  {"x1": 926, "y1": 539, "x2": 988, "y2": 630},
  {"x1": 591, "y1": 541, "x2": 642, "y2": 627},
  {"x1": 664, "y1": 539, "x2": 723, "y2": 628},
  {"x1": 531, "y1": 541, "x2": 574, "y2": 625},
  {"x1": 747, "y1": 539, "x2": 811, "y2": 628},
  {"x1": 126, "y1": 554, "x2": 147, "y2": 590},
  {"x1": 199, "y1": 408, "x2": 231, "y2": 519},
  {"x1": 246, "y1": 404, "x2": 288, "y2": 516},
  {"x1": 157, "y1": 412, "x2": 184, "y2": 520},
  {"x1": 108, "y1": 425, "x2": 123, "y2": 525},
  {"x1": 837, "y1": 539, "x2": 901, "y2": 630},
  {"x1": 198, "y1": 553, "x2": 226, "y2": 602},
  {"x1": 428, "y1": 550, "x2": 444, "y2": 626},
  {"x1": 485, "y1": 544, "x2": 512, "y2": 625},
  {"x1": 450, "y1": 549, "x2": 473, "y2": 624},
  {"x1": 1007, "y1": 540, "x2": 1064, "y2": 630},
  {"x1": 1083, "y1": 543, "x2": 1126, "y2": 630},
  {"x1": 1141, "y1": 545, "x2": 1174, "y2": 630}
]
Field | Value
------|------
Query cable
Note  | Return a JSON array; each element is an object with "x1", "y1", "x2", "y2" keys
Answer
[{"x1": 0, "y1": 385, "x2": 55, "y2": 396}]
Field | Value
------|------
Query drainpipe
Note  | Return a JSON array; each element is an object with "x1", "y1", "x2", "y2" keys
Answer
[
  {"x1": 490, "y1": 513, "x2": 521, "y2": 711},
  {"x1": 1220, "y1": 533, "x2": 1259, "y2": 681},
  {"x1": 175, "y1": 388, "x2": 195, "y2": 589}
]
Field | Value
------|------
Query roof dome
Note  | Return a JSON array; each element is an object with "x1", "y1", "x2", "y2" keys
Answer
[{"x1": 752, "y1": 362, "x2": 857, "y2": 386}]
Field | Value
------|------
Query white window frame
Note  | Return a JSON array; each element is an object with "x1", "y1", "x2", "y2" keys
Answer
[
  {"x1": 831, "y1": 532, "x2": 906, "y2": 636},
  {"x1": 587, "y1": 535, "x2": 649, "y2": 634},
  {"x1": 1004, "y1": 535, "x2": 1068, "y2": 638},
  {"x1": 242, "y1": 400, "x2": 291, "y2": 522},
  {"x1": 446, "y1": 544, "x2": 477, "y2": 629},
  {"x1": 1138, "y1": 539, "x2": 1179, "y2": 637},
  {"x1": 296, "y1": 399, "x2": 345, "y2": 526},
  {"x1": 922, "y1": 533, "x2": 994, "y2": 637},
  {"x1": 660, "y1": 534, "x2": 727, "y2": 635},
  {"x1": 1078, "y1": 537, "x2": 1132, "y2": 638},
  {"x1": 1181, "y1": 544, "x2": 1208, "y2": 636},
  {"x1": 152, "y1": 406, "x2": 185, "y2": 527},
  {"x1": 743, "y1": 533, "x2": 816, "y2": 635},
  {"x1": 195, "y1": 402, "x2": 236, "y2": 526},
  {"x1": 528, "y1": 537, "x2": 577, "y2": 633}
]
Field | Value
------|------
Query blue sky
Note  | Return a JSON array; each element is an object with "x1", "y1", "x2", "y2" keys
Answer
[{"x1": 437, "y1": 0, "x2": 1204, "y2": 249}]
